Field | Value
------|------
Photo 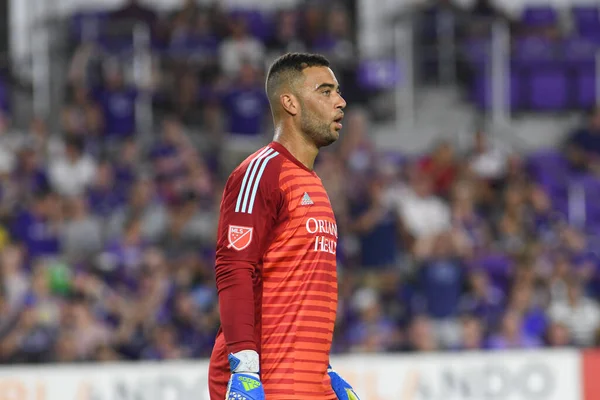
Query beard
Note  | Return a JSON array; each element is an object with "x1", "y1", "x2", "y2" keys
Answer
[{"x1": 299, "y1": 105, "x2": 338, "y2": 148}]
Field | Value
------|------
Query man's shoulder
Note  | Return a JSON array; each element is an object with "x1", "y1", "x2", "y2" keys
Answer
[{"x1": 227, "y1": 145, "x2": 285, "y2": 192}]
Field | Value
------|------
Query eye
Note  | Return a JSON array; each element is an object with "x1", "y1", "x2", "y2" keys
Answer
[{"x1": 323, "y1": 90, "x2": 331, "y2": 96}]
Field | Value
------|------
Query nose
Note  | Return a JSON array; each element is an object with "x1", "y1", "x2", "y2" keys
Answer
[{"x1": 336, "y1": 93, "x2": 347, "y2": 110}]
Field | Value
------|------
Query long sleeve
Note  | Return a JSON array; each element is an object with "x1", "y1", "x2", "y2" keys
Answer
[{"x1": 214, "y1": 147, "x2": 283, "y2": 354}]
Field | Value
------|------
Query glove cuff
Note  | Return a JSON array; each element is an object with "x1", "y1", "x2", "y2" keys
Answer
[{"x1": 229, "y1": 350, "x2": 260, "y2": 373}]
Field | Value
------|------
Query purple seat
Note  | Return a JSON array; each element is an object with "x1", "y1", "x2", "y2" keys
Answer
[
  {"x1": 529, "y1": 67, "x2": 569, "y2": 110},
  {"x1": 576, "y1": 67, "x2": 596, "y2": 108},
  {"x1": 572, "y1": 6, "x2": 600, "y2": 35},
  {"x1": 511, "y1": 37, "x2": 566, "y2": 110},
  {"x1": 527, "y1": 149, "x2": 567, "y2": 168},
  {"x1": 562, "y1": 36, "x2": 597, "y2": 64},
  {"x1": 527, "y1": 149, "x2": 570, "y2": 187},
  {"x1": 561, "y1": 37, "x2": 598, "y2": 108},
  {"x1": 512, "y1": 36, "x2": 558, "y2": 65},
  {"x1": 521, "y1": 6, "x2": 558, "y2": 27},
  {"x1": 358, "y1": 60, "x2": 401, "y2": 89}
]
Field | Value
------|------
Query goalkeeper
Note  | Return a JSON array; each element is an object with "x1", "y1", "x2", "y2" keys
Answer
[{"x1": 208, "y1": 52, "x2": 361, "y2": 400}]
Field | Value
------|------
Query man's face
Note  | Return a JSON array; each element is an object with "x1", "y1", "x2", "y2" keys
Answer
[{"x1": 296, "y1": 66, "x2": 346, "y2": 148}]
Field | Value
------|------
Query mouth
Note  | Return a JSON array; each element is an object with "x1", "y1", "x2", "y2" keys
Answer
[{"x1": 333, "y1": 114, "x2": 344, "y2": 130}]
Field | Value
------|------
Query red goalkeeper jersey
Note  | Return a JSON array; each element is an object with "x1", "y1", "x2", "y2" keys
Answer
[{"x1": 208, "y1": 142, "x2": 338, "y2": 400}]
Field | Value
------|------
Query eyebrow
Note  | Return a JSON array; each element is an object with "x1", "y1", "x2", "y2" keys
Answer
[{"x1": 315, "y1": 83, "x2": 340, "y2": 91}]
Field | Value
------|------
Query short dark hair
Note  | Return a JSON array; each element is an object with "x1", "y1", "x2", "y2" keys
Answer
[
  {"x1": 65, "y1": 135, "x2": 85, "y2": 153},
  {"x1": 265, "y1": 53, "x2": 330, "y2": 103}
]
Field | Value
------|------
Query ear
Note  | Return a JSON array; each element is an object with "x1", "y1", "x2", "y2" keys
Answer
[{"x1": 280, "y1": 93, "x2": 299, "y2": 116}]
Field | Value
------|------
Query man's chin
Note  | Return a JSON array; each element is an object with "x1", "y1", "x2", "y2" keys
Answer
[
  {"x1": 315, "y1": 132, "x2": 338, "y2": 148},
  {"x1": 325, "y1": 130, "x2": 340, "y2": 146}
]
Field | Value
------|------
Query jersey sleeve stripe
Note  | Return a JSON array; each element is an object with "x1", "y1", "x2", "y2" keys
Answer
[
  {"x1": 235, "y1": 146, "x2": 272, "y2": 212},
  {"x1": 240, "y1": 147, "x2": 274, "y2": 213},
  {"x1": 247, "y1": 151, "x2": 280, "y2": 214},
  {"x1": 238, "y1": 147, "x2": 274, "y2": 213}
]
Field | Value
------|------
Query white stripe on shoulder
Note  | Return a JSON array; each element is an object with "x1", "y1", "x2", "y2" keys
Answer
[
  {"x1": 247, "y1": 151, "x2": 279, "y2": 214},
  {"x1": 239, "y1": 147, "x2": 275, "y2": 213},
  {"x1": 234, "y1": 147, "x2": 272, "y2": 213},
  {"x1": 240, "y1": 148, "x2": 279, "y2": 213}
]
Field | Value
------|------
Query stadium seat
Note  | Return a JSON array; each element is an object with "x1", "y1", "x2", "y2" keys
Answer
[{"x1": 521, "y1": 5, "x2": 559, "y2": 27}]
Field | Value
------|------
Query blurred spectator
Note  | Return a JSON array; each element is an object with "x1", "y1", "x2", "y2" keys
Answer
[
  {"x1": 19, "y1": 118, "x2": 62, "y2": 164},
  {"x1": 52, "y1": 331, "x2": 83, "y2": 363},
  {"x1": 389, "y1": 167, "x2": 451, "y2": 242},
  {"x1": 69, "y1": 298, "x2": 112, "y2": 359},
  {"x1": 564, "y1": 108, "x2": 600, "y2": 174},
  {"x1": 102, "y1": 215, "x2": 147, "y2": 284},
  {"x1": 348, "y1": 177, "x2": 400, "y2": 270},
  {"x1": 487, "y1": 310, "x2": 542, "y2": 349},
  {"x1": 48, "y1": 135, "x2": 96, "y2": 197},
  {"x1": 95, "y1": 63, "x2": 138, "y2": 140},
  {"x1": 548, "y1": 277, "x2": 600, "y2": 347},
  {"x1": 338, "y1": 108, "x2": 375, "y2": 182},
  {"x1": 221, "y1": 63, "x2": 269, "y2": 137},
  {"x1": 266, "y1": 10, "x2": 306, "y2": 62},
  {"x1": 545, "y1": 321, "x2": 574, "y2": 347},
  {"x1": 61, "y1": 85, "x2": 104, "y2": 139},
  {"x1": 505, "y1": 282, "x2": 547, "y2": 339},
  {"x1": 299, "y1": 3, "x2": 325, "y2": 48},
  {"x1": 417, "y1": 140, "x2": 459, "y2": 198},
  {"x1": 169, "y1": 8, "x2": 219, "y2": 65},
  {"x1": 346, "y1": 287, "x2": 401, "y2": 352},
  {"x1": 1, "y1": 245, "x2": 29, "y2": 316},
  {"x1": 87, "y1": 160, "x2": 125, "y2": 218},
  {"x1": 141, "y1": 324, "x2": 187, "y2": 360},
  {"x1": 0, "y1": 111, "x2": 19, "y2": 174},
  {"x1": 107, "y1": 178, "x2": 167, "y2": 242},
  {"x1": 455, "y1": 315, "x2": 485, "y2": 350},
  {"x1": 10, "y1": 190, "x2": 62, "y2": 262},
  {"x1": 450, "y1": 180, "x2": 490, "y2": 250},
  {"x1": 114, "y1": 138, "x2": 140, "y2": 189},
  {"x1": 467, "y1": 130, "x2": 510, "y2": 184},
  {"x1": 218, "y1": 63, "x2": 270, "y2": 173},
  {"x1": 219, "y1": 16, "x2": 265, "y2": 78},
  {"x1": 13, "y1": 148, "x2": 51, "y2": 204},
  {"x1": 313, "y1": 5, "x2": 356, "y2": 70},
  {"x1": 413, "y1": 232, "x2": 468, "y2": 347},
  {"x1": 459, "y1": 268, "x2": 505, "y2": 330},
  {"x1": 403, "y1": 315, "x2": 439, "y2": 352},
  {"x1": 61, "y1": 195, "x2": 103, "y2": 264}
]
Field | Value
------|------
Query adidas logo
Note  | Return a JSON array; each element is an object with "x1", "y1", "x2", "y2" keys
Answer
[
  {"x1": 301, "y1": 192, "x2": 314, "y2": 205},
  {"x1": 239, "y1": 376, "x2": 261, "y2": 391}
]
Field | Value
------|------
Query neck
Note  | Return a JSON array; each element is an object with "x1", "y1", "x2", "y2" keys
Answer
[{"x1": 273, "y1": 123, "x2": 319, "y2": 170}]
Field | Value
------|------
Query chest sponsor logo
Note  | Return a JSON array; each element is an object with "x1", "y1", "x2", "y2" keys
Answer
[
  {"x1": 306, "y1": 217, "x2": 338, "y2": 254},
  {"x1": 227, "y1": 225, "x2": 253, "y2": 251}
]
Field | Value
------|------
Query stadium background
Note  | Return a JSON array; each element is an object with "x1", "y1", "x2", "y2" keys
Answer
[{"x1": 0, "y1": 0, "x2": 600, "y2": 399}]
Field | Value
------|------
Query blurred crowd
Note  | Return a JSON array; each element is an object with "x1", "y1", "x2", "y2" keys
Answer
[{"x1": 0, "y1": 0, "x2": 598, "y2": 365}]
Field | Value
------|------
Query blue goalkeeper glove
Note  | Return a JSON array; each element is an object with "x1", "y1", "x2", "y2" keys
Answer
[
  {"x1": 327, "y1": 365, "x2": 360, "y2": 400},
  {"x1": 226, "y1": 350, "x2": 265, "y2": 400},
  {"x1": 328, "y1": 365, "x2": 361, "y2": 400}
]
